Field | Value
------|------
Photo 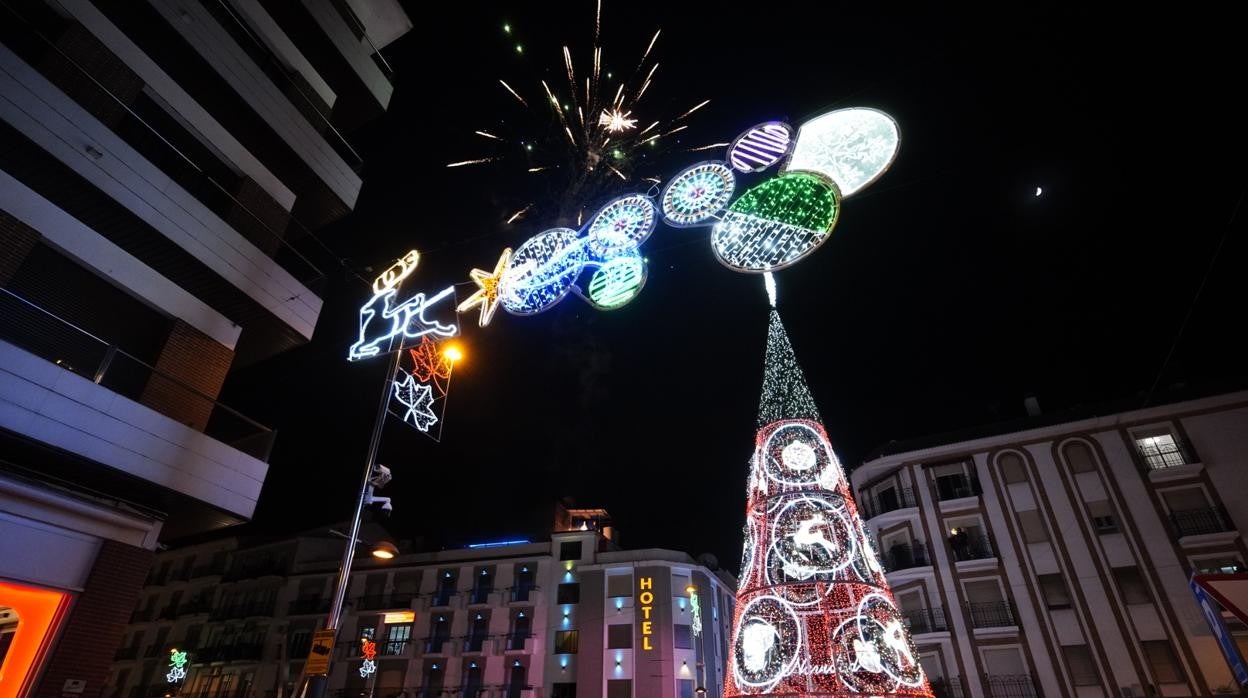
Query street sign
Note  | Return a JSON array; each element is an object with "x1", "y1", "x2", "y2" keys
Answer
[
  {"x1": 1191, "y1": 574, "x2": 1248, "y2": 687},
  {"x1": 305, "y1": 629, "x2": 336, "y2": 675}
]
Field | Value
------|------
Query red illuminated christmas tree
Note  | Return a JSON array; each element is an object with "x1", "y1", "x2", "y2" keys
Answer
[{"x1": 725, "y1": 309, "x2": 933, "y2": 697}]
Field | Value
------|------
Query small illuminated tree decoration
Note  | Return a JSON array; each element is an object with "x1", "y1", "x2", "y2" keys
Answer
[
  {"x1": 584, "y1": 194, "x2": 657, "y2": 259},
  {"x1": 782, "y1": 108, "x2": 900, "y2": 198},
  {"x1": 584, "y1": 252, "x2": 647, "y2": 310},
  {"x1": 712, "y1": 172, "x2": 840, "y2": 273},
  {"x1": 660, "y1": 161, "x2": 735, "y2": 227},
  {"x1": 456, "y1": 247, "x2": 513, "y2": 327},
  {"x1": 359, "y1": 638, "x2": 378, "y2": 678},
  {"x1": 166, "y1": 649, "x2": 188, "y2": 683},
  {"x1": 729, "y1": 122, "x2": 794, "y2": 173},
  {"x1": 726, "y1": 309, "x2": 931, "y2": 697},
  {"x1": 499, "y1": 228, "x2": 588, "y2": 315}
]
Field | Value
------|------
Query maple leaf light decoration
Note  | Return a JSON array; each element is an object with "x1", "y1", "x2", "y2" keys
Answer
[
  {"x1": 393, "y1": 373, "x2": 438, "y2": 431},
  {"x1": 409, "y1": 336, "x2": 452, "y2": 384},
  {"x1": 457, "y1": 247, "x2": 513, "y2": 327}
]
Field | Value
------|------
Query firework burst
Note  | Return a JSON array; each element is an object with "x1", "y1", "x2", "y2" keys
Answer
[{"x1": 449, "y1": 1, "x2": 714, "y2": 227}]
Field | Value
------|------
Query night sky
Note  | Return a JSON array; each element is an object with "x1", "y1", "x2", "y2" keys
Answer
[{"x1": 220, "y1": 4, "x2": 1247, "y2": 573}]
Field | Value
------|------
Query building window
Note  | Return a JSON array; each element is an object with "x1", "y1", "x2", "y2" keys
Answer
[
  {"x1": 557, "y1": 583, "x2": 580, "y2": 604},
  {"x1": 551, "y1": 685, "x2": 576, "y2": 698},
  {"x1": 554, "y1": 630, "x2": 579, "y2": 654},
  {"x1": 1063, "y1": 442, "x2": 1098, "y2": 473},
  {"x1": 607, "y1": 679, "x2": 632, "y2": 698},
  {"x1": 607, "y1": 624, "x2": 632, "y2": 649},
  {"x1": 998, "y1": 453, "x2": 1028, "y2": 483},
  {"x1": 1113, "y1": 567, "x2": 1151, "y2": 605},
  {"x1": 1193, "y1": 557, "x2": 1245, "y2": 574},
  {"x1": 678, "y1": 679, "x2": 695, "y2": 698},
  {"x1": 1061, "y1": 645, "x2": 1099, "y2": 686},
  {"x1": 1142, "y1": 640, "x2": 1186, "y2": 684},
  {"x1": 607, "y1": 574, "x2": 632, "y2": 598},
  {"x1": 1087, "y1": 500, "x2": 1118, "y2": 533},
  {"x1": 674, "y1": 624, "x2": 692, "y2": 649},
  {"x1": 1038, "y1": 574, "x2": 1071, "y2": 609},
  {"x1": 560, "y1": 541, "x2": 583, "y2": 561},
  {"x1": 1017, "y1": 510, "x2": 1049, "y2": 543},
  {"x1": 1135, "y1": 432, "x2": 1187, "y2": 469}
]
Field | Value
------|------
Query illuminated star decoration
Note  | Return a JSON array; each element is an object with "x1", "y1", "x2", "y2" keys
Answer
[
  {"x1": 392, "y1": 373, "x2": 438, "y2": 432},
  {"x1": 456, "y1": 247, "x2": 513, "y2": 327},
  {"x1": 599, "y1": 108, "x2": 637, "y2": 132}
]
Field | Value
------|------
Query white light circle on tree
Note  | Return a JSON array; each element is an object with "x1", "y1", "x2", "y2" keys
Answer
[
  {"x1": 783, "y1": 107, "x2": 900, "y2": 198},
  {"x1": 732, "y1": 595, "x2": 801, "y2": 692},
  {"x1": 761, "y1": 421, "x2": 837, "y2": 487},
  {"x1": 781, "y1": 441, "x2": 816, "y2": 471},
  {"x1": 586, "y1": 253, "x2": 647, "y2": 310},
  {"x1": 500, "y1": 228, "x2": 587, "y2": 315},
  {"x1": 765, "y1": 494, "x2": 857, "y2": 601},
  {"x1": 660, "y1": 161, "x2": 735, "y2": 227},
  {"x1": 585, "y1": 194, "x2": 657, "y2": 258},
  {"x1": 711, "y1": 171, "x2": 840, "y2": 273},
  {"x1": 832, "y1": 593, "x2": 925, "y2": 693},
  {"x1": 729, "y1": 122, "x2": 793, "y2": 173}
]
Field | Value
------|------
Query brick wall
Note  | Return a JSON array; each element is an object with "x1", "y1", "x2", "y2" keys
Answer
[
  {"x1": 0, "y1": 209, "x2": 40, "y2": 285},
  {"x1": 139, "y1": 320, "x2": 235, "y2": 431},
  {"x1": 34, "y1": 540, "x2": 154, "y2": 698}
]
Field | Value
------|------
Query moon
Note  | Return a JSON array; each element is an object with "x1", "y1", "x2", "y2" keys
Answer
[{"x1": 1035, "y1": 186, "x2": 1043, "y2": 197}]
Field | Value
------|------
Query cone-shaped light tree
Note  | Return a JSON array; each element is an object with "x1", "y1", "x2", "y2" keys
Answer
[{"x1": 725, "y1": 308, "x2": 933, "y2": 696}]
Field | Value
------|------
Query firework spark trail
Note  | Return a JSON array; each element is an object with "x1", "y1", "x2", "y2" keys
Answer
[
  {"x1": 687, "y1": 142, "x2": 730, "y2": 152},
  {"x1": 676, "y1": 99, "x2": 710, "y2": 121},
  {"x1": 639, "y1": 121, "x2": 659, "y2": 135},
  {"x1": 641, "y1": 29, "x2": 660, "y2": 64},
  {"x1": 505, "y1": 204, "x2": 533, "y2": 224},
  {"x1": 475, "y1": 130, "x2": 502, "y2": 140},
  {"x1": 447, "y1": 157, "x2": 497, "y2": 167},
  {"x1": 499, "y1": 80, "x2": 527, "y2": 107}
]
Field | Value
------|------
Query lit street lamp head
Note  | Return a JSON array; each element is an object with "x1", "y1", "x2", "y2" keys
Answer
[{"x1": 372, "y1": 540, "x2": 399, "y2": 559}]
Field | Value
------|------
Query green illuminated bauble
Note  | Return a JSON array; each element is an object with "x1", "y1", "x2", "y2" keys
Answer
[{"x1": 711, "y1": 171, "x2": 840, "y2": 273}]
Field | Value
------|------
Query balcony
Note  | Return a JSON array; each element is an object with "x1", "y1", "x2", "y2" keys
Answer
[
  {"x1": 129, "y1": 608, "x2": 154, "y2": 623},
  {"x1": 861, "y1": 487, "x2": 918, "y2": 520},
  {"x1": 196, "y1": 643, "x2": 263, "y2": 662},
  {"x1": 210, "y1": 600, "x2": 276, "y2": 621},
  {"x1": 431, "y1": 589, "x2": 458, "y2": 608},
  {"x1": 950, "y1": 534, "x2": 995, "y2": 562},
  {"x1": 191, "y1": 562, "x2": 227, "y2": 579},
  {"x1": 1170, "y1": 507, "x2": 1233, "y2": 538},
  {"x1": 984, "y1": 674, "x2": 1039, "y2": 697},
  {"x1": 931, "y1": 676, "x2": 966, "y2": 698},
  {"x1": 356, "y1": 593, "x2": 414, "y2": 611},
  {"x1": 113, "y1": 645, "x2": 139, "y2": 661},
  {"x1": 935, "y1": 474, "x2": 982, "y2": 502},
  {"x1": 881, "y1": 542, "x2": 931, "y2": 572},
  {"x1": 504, "y1": 633, "x2": 533, "y2": 652},
  {"x1": 965, "y1": 601, "x2": 1017, "y2": 629},
  {"x1": 288, "y1": 597, "x2": 331, "y2": 615},
  {"x1": 380, "y1": 638, "x2": 412, "y2": 657},
  {"x1": 178, "y1": 598, "x2": 215, "y2": 616},
  {"x1": 509, "y1": 585, "x2": 538, "y2": 603},
  {"x1": 288, "y1": 637, "x2": 312, "y2": 659},
  {"x1": 0, "y1": 286, "x2": 275, "y2": 461},
  {"x1": 469, "y1": 587, "x2": 494, "y2": 605},
  {"x1": 902, "y1": 606, "x2": 948, "y2": 635},
  {"x1": 425, "y1": 637, "x2": 452, "y2": 654},
  {"x1": 463, "y1": 635, "x2": 488, "y2": 654}
]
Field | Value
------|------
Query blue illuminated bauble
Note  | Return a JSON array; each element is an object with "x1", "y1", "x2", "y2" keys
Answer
[
  {"x1": 499, "y1": 228, "x2": 587, "y2": 315},
  {"x1": 660, "y1": 161, "x2": 735, "y2": 227},
  {"x1": 585, "y1": 194, "x2": 657, "y2": 259},
  {"x1": 585, "y1": 253, "x2": 646, "y2": 310},
  {"x1": 729, "y1": 122, "x2": 793, "y2": 173}
]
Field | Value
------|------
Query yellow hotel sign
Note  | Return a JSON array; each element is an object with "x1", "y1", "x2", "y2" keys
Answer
[{"x1": 638, "y1": 576, "x2": 655, "y2": 650}]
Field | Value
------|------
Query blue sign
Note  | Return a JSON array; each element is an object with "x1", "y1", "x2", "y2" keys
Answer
[{"x1": 1191, "y1": 575, "x2": 1248, "y2": 686}]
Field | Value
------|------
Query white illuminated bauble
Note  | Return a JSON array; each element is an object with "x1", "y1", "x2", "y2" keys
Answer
[
  {"x1": 781, "y1": 441, "x2": 816, "y2": 471},
  {"x1": 585, "y1": 195, "x2": 657, "y2": 259},
  {"x1": 660, "y1": 161, "x2": 735, "y2": 227},
  {"x1": 783, "y1": 107, "x2": 900, "y2": 198},
  {"x1": 499, "y1": 228, "x2": 587, "y2": 315}
]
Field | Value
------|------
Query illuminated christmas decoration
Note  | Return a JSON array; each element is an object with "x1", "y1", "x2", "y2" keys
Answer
[
  {"x1": 166, "y1": 649, "x2": 188, "y2": 683},
  {"x1": 660, "y1": 161, "x2": 735, "y2": 227},
  {"x1": 393, "y1": 373, "x2": 438, "y2": 432},
  {"x1": 409, "y1": 336, "x2": 453, "y2": 384},
  {"x1": 500, "y1": 228, "x2": 588, "y2": 315},
  {"x1": 599, "y1": 108, "x2": 638, "y2": 132},
  {"x1": 783, "y1": 107, "x2": 900, "y2": 198},
  {"x1": 712, "y1": 172, "x2": 840, "y2": 273},
  {"x1": 359, "y1": 638, "x2": 378, "y2": 678},
  {"x1": 456, "y1": 247, "x2": 513, "y2": 327},
  {"x1": 371, "y1": 249, "x2": 420, "y2": 293},
  {"x1": 585, "y1": 253, "x2": 647, "y2": 310},
  {"x1": 688, "y1": 586, "x2": 703, "y2": 637},
  {"x1": 585, "y1": 195, "x2": 657, "y2": 259},
  {"x1": 729, "y1": 122, "x2": 793, "y2": 173},
  {"x1": 726, "y1": 310, "x2": 931, "y2": 697}
]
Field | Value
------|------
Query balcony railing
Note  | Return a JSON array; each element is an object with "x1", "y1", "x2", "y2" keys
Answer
[
  {"x1": 966, "y1": 601, "x2": 1017, "y2": 628},
  {"x1": 113, "y1": 645, "x2": 139, "y2": 661},
  {"x1": 432, "y1": 589, "x2": 457, "y2": 607},
  {"x1": 380, "y1": 638, "x2": 412, "y2": 657},
  {"x1": 0, "y1": 287, "x2": 275, "y2": 460},
  {"x1": 288, "y1": 597, "x2": 330, "y2": 615},
  {"x1": 881, "y1": 542, "x2": 931, "y2": 572},
  {"x1": 129, "y1": 608, "x2": 154, "y2": 623},
  {"x1": 504, "y1": 633, "x2": 532, "y2": 651},
  {"x1": 195, "y1": 643, "x2": 264, "y2": 662},
  {"x1": 931, "y1": 676, "x2": 966, "y2": 698},
  {"x1": 469, "y1": 587, "x2": 494, "y2": 605},
  {"x1": 425, "y1": 637, "x2": 451, "y2": 654},
  {"x1": 288, "y1": 637, "x2": 312, "y2": 659},
  {"x1": 949, "y1": 534, "x2": 995, "y2": 562},
  {"x1": 210, "y1": 600, "x2": 276, "y2": 620},
  {"x1": 178, "y1": 598, "x2": 214, "y2": 616},
  {"x1": 509, "y1": 585, "x2": 538, "y2": 602},
  {"x1": 861, "y1": 487, "x2": 918, "y2": 519},
  {"x1": 223, "y1": 559, "x2": 288, "y2": 581},
  {"x1": 1170, "y1": 507, "x2": 1233, "y2": 537},
  {"x1": 157, "y1": 604, "x2": 179, "y2": 620},
  {"x1": 902, "y1": 606, "x2": 948, "y2": 634},
  {"x1": 463, "y1": 635, "x2": 487, "y2": 653},
  {"x1": 984, "y1": 674, "x2": 1039, "y2": 697},
  {"x1": 190, "y1": 562, "x2": 227, "y2": 579}
]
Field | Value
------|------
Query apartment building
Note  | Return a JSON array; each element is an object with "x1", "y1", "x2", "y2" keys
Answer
[
  {"x1": 851, "y1": 390, "x2": 1248, "y2": 697},
  {"x1": 107, "y1": 509, "x2": 737, "y2": 698},
  {"x1": 0, "y1": 1, "x2": 410, "y2": 694}
]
